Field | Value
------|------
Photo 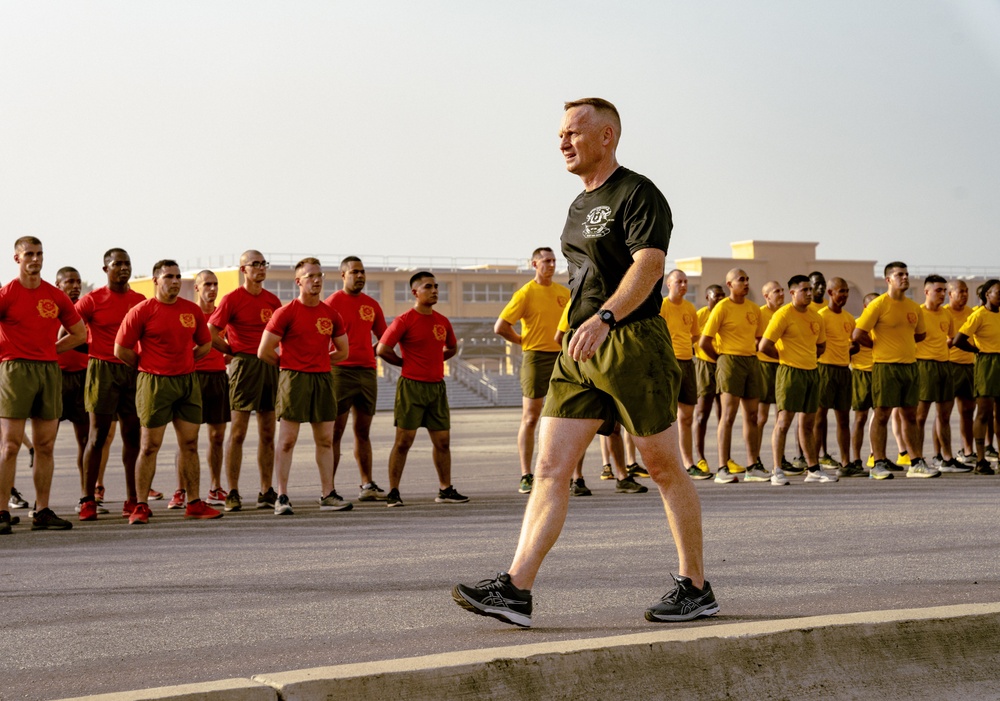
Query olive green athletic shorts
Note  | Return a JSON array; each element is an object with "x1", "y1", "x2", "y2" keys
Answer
[
  {"x1": 61, "y1": 369, "x2": 88, "y2": 423},
  {"x1": 85, "y1": 358, "x2": 138, "y2": 418},
  {"x1": 951, "y1": 362, "x2": 975, "y2": 402},
  {"x1": 394, "y1": 377, "x2": 450, "y2": 431},
  {"x1": 759, "y1": 360, "x2": 778, "y2": 404},
  {"x1": 677, "y1": 359, "x2": 697, "y2": 406},
  {"x1": 917, "y1": 359, "x2": 954, "y2": 404},
  {"x1": 229, "y1": 353, "x2": 279, "y2": 413},
  {"x1": 520, "y1": 350, "x2": 560, "y2": 400},
  {"x1": 332, "y1": 365, "x2": 378, "y2": 416},
  {"x1": 852, "y1": 369, "x2": 873, "y2": 411},
  {"x1": 276, "y1": 369, "x2": 337, "y2": 424},
  {"x1": 0, "y1": 360, "x2": 62, "y2": 420},
  {"x1": 776, "y1": 365, "x2": 820, "y2": 414},
  {"x1": 197, "y1": 371, "x2": 231, "y2": 425},
  {"x1": 818, "y1": 363, "x2": 851, "y2": 412},
  {"x1": 872, "y1": 362, "x2": 918, "y2": 409},
  {"x1": 716, "y1": 354, "x2": 762, "y2": 399},
  {"x1": 136, "y1": 372, "x2": 202, "y2": 428},
  {"x1": 694, "y1": 358, "x2": 717, "y2": 398},
  {"x1": 974, "y1": 353, "x2": 1000, "y2": 399},
  {"x1": 542, "y1": 315, "x2": 680, "y2": 437}
]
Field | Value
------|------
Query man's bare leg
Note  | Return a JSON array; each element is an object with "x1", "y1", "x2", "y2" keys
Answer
[
  {"x1": 173, "y1": 418, "x2": 202, "y2": 501},
  {"x1": 387, "y1": 428, "x2": 418, "y2": 490},
  {"x1": 717, "y1": 392, "x2": 741, "y2": 467},
  {"x1": 677, "y1": 402, "x2": 695, "y2": 467},
  {"x1": 428, "y1": 429, "x2": 452, "y2": 488},
  {"x1": 517, "y1": 397, "x2": 543, "y2": 476},
  {"x1": 870, "y1": 407, "x2": 891, "y2": 461},
  {"x1": 311, "y1": 421, "x2": 335, "y2": 495},
  {"x1": 740, "y1": 397, "x2": 760, "y2": 463},
  {"x1": 136, "y1": 425, "x2": 169, "y2": 501},
  {"x1": 225, "y1": 410, "x2": 251, "y2": 492},
  {"x1": 832, "y1": 408, "x2": 851, "y2": 464},
  {"x1": 274, "y1": 420, "x2": 301, "y2": 496}
]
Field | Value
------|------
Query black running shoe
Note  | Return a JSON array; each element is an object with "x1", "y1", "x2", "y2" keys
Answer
[
  {"x1": 645, "y1": 574, "x2": 720, "y2": 622},
  {"x1": 0, "y1": 510, "x2": 18, "y2": 535},
  {"x1": 257, "y1": 487, "x2": 278, "y2": 509},
  {"x1": 386, "y1": 488, "x2": 404, "y2": 508},
  {"x1": 435, "y1": 486, "x2": 469, "y2": 503},
  {"x1": 31, "y1": 508, "x2": 73, "y2": 531},
  {"x1": 974, "y1": 460, "x2": 996, "y2": 476},
  {"x1": 616, "y1": 476, "x2": 648, "y2": 494},
  {"x1": 453, "y1": 572, "x2": 533, "y2": 627},
  {"x1": 570, "y1": 478, "x2": 592, "y2": 496},
  {"x1": 628, "y1": 463, "x2": 650, "y2": 478}
]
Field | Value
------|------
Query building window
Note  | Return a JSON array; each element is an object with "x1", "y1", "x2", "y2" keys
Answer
[
  {"x1": 263, "y1": 279, "x2": 298, "y2": 302},
  {"x1": 395, "y1": 280, "x2": 448, "y2": 302},
  {"x1": 365, "y1": 281, "x2": 381, "y2": 302},
  {"x1": 462, "y1": 282, "x2": 515, "y2": 303}
]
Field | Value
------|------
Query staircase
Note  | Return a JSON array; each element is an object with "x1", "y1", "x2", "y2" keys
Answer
[{"x1": 374, "y1": 358, "x2": 526, "y2": 410}]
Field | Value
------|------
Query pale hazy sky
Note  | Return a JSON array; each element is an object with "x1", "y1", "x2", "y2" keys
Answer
[{"x1": 2, "y1": 1, "x2": 998, "y2": 286}]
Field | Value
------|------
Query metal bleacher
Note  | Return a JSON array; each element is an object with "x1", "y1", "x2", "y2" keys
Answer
[{"x1": 376, "y1": 356, "x2": 524, "y2": 410}]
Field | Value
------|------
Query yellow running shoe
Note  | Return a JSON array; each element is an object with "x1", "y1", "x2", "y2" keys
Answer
[
  {"x1": 896, "y1": 453, "x2": 911, "y2": 466},
  {"x1": 726, "y1": 459, "x2": 746, "y2": 474},
  {"x1": 866, "y1": 454, "x2": 875, "y2": 468}
]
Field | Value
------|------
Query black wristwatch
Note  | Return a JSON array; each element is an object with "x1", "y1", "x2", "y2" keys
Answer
[{"x1": 597, "y1": 309, "x2": 617, "y2": 329}]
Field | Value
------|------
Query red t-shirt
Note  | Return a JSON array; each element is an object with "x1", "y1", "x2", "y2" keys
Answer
[
  {"x1": 379, "y1": 309, "x2": 456, "y2": 383},
  {"x1": 264, "y1": 299, "x2": 346, "y2": 373},
  {"x1": 0, "y1": 279, "x2": 82, "y2": 362},
  {"x1": 115, "y1": 298, "x2": 211, "y2": 376},
  {"x1": 208, "y1": 286, "x2": 282, "y2": 355},
  {"x1": 59, "y1": 344, "x2": 89, "y2": 373},
  {"x1": 76, "y1": 286, "x2": 147, "y2": 364},
  {"x1": 194, "y1": 306, "x2": 227, "y2": 373},
  {"x1": 325, "y1": 290, "x2": 388, "y2": 369}
]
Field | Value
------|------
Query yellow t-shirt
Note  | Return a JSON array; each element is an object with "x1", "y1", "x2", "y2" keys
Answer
[
  {"x1": 499, "y1": 281, "x2": 570, "y2": 352},
  {"x1": 855, "y1": 294, "x2": 926, "y2": 364},
  {"x1": 817, "y1": 307, "x2": 856, "y2": 367},
  {"x1": 757, "y1": 305, "x2": 779, "y2": 364},
  {"x1": 763, "y1": 305, "x2": 826, "y2": 370},
  {"x1": 916, "y1": 304, "x2": 953, "y2": 362},
  {"x1": 809, "y1": 300, "x2": 826, "y2": 314},
  {"x1": 946, "y1": 304, "x2": 974, "y2": 365},
  {"x1": 659, "y1": 297, "x2": 699, "y2": 361},
  {"x1": 701, "y1": 297, "x2": 763, "y2": 357},
  {"x1": 959, "y1": 307, "x2": 1000, "y2": 354},
  {"x1": 695, "y1": 306, "x2": 717, "y2": 364}
]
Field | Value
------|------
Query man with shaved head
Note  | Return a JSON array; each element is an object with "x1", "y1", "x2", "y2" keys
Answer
[
  {"x1": 207, "y1": 250, "x2": 282, "y2": 512},
  {"x1": 692, "y1": 284, "x2": 725, "y2": 478},
  {"x1": 945, "y1": 279, "x2": 977, "y2": 465},
  {"x1": 815, "y1": 277, "x2": 861, "y2": 476},
  {"x1": 699, "y1": 267, "x2": 766, "y2": 483},
  {"x1": 756, "y1": 280, "x2": 784, "y2": 470},
  {"x1": 659, "y1": 269, "x2": 700, "y2": 476},
  {"x1": 455, "y1": 98, "x2": 717, "y2": 627}
]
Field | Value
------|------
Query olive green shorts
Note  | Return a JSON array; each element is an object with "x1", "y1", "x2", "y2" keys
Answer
[
  {"x1": 61, "y1": 370, "x2": 88, "y2": 424},
  {"x1": 394, "y1": 377, "x2": 450, "y2": 431},
  {"x1": 276, "y1": 370, "x2": 337, "y2": 424},
  {"x1": 818, "y1": 363, "x2": 851, "y2": 412},
  {"x1": 716, "y1": 354, "x2": 762, "y2": 399},
  {"x1": 917, "y1": 359, "x2": 954, "y2": 404},
  {"x1": 872, "y1": 362, "x2": 918, "y2": 409},
  {"x1": 974, "y1": 353, "x2": 1000, "y2": 399},
  {"x1": 758, "y1": 360, "x2": 778, "y2": 405},
  {"x1": 136, "y1": 372, "x2": 202, "y2": 429},
  {"x1": 229, "y1": 353, "x2": 279, "y2": 413},
  {"x1": 0, "y1": 360, "x2": 62, "y2": 420},
  {"x1": 542, "y1": 315, "x2": 680, "y2": 437},
  {"x1": 520, "y1": 350, "x2": 560, "y2": 400},
  {"x1": 332, "y1": 365, "x2": 378, "y2": 416},
  {"x1": 851, "y1": 369, "x2": 873, "y2": 411},
  {"x1": 694, "y1": 358, "x2": 717, "y2": 398},
  {"x1": 776, "y1": 365, "x2": 820, "y2": 414},
  {"x1": 677, "y1": 359, "x2": 697, "y2": 406},
  {"x1": 84, "y1": 358, "x2": 138, "y2": 418},
  {"x1": 197, "y1": 371, "x2": 231, "y2": 425},
  {"x1": 951, "y1": 362, "x2": 975, "y2": 402}
]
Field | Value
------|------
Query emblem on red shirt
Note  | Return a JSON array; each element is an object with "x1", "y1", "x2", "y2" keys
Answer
[
  {"x1": 907, "y1": 312, "x2": 918, "y2": 324},
  {"x1": 260, "y1": 309, "x2": 273, "y2": 323},
  {"x1": 433, "y1": 324, "x2": 447, "y2": 342},
  {"x1": 179, "y1": 314, "x2": 196, "y2": 328},
  {"x1": 316, "y1": 317, "x2": 333, "y2": 335},
  {"x1": 37, "y1": 299, "x2": 58, "y2": 319},
  {"x1": 359, "y1": 305, "x2": 375, "y2": 322}
]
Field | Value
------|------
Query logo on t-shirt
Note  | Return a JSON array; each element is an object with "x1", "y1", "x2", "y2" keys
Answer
[
  {"x1": 843, "y1": 322, "x2": 852, "y2": 334},
  {"x1": 557, "y1": 296, "x2": 569, "y2": 308},
  {"x1": 683, "y1": 313, "x2": 693, "y2": 326},
  {"x1": 260, "y1": 309, "x2": 273, "y2": 323},
  {"x1": 939, "y1": 321, "x2": 949, "y2": 333},
  {"x1": 907, "y1": 312, "x2": 918, "y2": 324},
  {"x1": 359, "y1": 305, "x2": 375, "y2": 322},
  {"x1": 582, "y1": 206, "x2": 613, "y2": 238},
  {"x1": 810, "y1": 322, "x2": 820, "y2": 335},
  {"x1": 433, "y1": 324, "x2": 447, "y2": 342},
  {"x1": 37, "y1": 299, "x2": 58, "y2": 319},
  {"x1": 316, "y1": 317, "x2": 333, "y2": 335},
  {"x1": 745, "y1": 311, "x2": 758, "y2": 325},
  {"x1": 179, "y1": 314, "x2": 196, "y2": 328}
]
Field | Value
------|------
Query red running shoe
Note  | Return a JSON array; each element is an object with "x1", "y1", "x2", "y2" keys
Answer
[
  {"x1": 95, "y1": 485, "x2": 106, "y2": 503},
  {"x1": 78, "y1": 499, "x2": 98, "y2": 522},
  {"x1": 167, "y1": 489, "x2": 186, "y2": 509},
  {"x1": 184, "y1": 499, "x2": 222, "y2": 520},
  {"x1": 205, "y1": 488, "x2": 227, "y2": 505},
  {"x1": 147, "y1": 488, "x2": 164, "y2": 500},
  {"x1": 122, "y1": 499, "x2": 138, "y2": 518},
  {"x1": 129, "y1": 502, "x2": 152, "y2": 525}
]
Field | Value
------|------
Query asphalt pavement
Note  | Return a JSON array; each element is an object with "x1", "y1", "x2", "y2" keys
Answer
[{"x1": 2, "y1": 407, "x2": 998, "y2": 701}]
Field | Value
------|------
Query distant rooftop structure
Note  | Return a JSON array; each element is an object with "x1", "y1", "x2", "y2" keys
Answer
[{"x1": 182, "y1": 253, "x2": 564, "y2": 274}]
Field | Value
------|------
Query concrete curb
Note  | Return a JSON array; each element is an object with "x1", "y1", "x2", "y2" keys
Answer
[{"x1": 57, "y1": 603, "x2": 1000, "y2": 701}]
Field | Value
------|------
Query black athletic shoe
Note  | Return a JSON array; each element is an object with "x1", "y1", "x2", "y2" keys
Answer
[
  {"x1": 386, "y1": 488, "x2": 404, "y2": 507},
  {"x1": 570, "y1": 478, "x2": 592, "y2": 496},
  {"x1": 435, "y1": 486, "x2": 469, "y2": 503},
  {"x1": 628, "y1": 463, "x2": 650, "y2": 478},
  {"x1": 257, "y1": 487, "x2": 278, "y2": 509},
  {"x1": 31, "y1": 508, "x2": 73, "y2": 531},
  {"x1": 0, "y1": 510, "x2": 18, "y2": 535},
  {"x1": 615, "y1": 476, "x2": 648, "y2": 493},
  {"x1": 452, "y1": 572, "x2": 533, "y2": 627},
  {"x1": 645, "y1": 574, "x2": 720, "y2": 622},
  {"x1": 974, "y1": 460, "x2": 996, "y2": 476}
]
